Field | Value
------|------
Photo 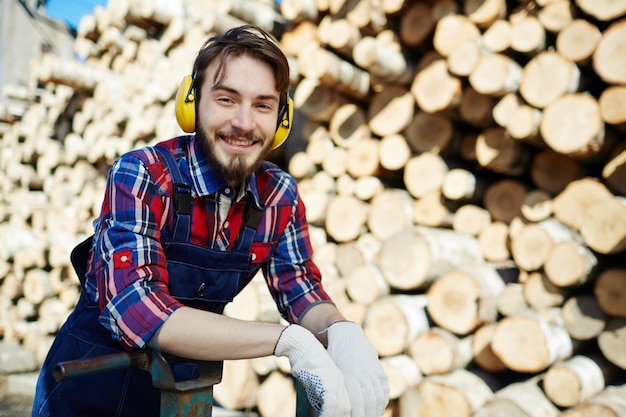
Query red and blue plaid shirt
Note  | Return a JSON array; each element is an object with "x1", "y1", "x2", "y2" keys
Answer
[{"x1": 84, "y1": 136, "x2": 331, "y2": 349}]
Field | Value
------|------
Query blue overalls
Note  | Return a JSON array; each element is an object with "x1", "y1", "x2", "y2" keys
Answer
[{"x1": 32, "y1": 143, "x2": 262, "y2": 417}]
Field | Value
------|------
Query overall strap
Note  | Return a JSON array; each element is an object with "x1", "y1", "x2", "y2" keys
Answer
[
  {"x1": 233, "y1": 197, "x2": 263, "y2": 252},
  {"x1": 154, "y1": 144, "x2": 192, "y2": 242}
]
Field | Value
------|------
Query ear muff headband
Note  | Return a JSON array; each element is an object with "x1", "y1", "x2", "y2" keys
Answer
[{"x1": 174, "y1": 75, "x2": 293, "y2": 150}]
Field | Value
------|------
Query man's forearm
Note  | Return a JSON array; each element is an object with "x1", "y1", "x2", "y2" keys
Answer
[
  {"x1": 300, "y1": 302, "x2": 347, "y2": 346},
  {"x1": 156, "y1": 306, "x2": 285, "y2": 361}
]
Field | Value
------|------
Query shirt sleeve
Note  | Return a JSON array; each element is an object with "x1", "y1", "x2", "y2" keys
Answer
[
  {"x1": 262, "y1": 190, "x2": 333, "y2": 324},
  {"x1": 92, "y1": 151, "x2": 183, "y2": 350}
]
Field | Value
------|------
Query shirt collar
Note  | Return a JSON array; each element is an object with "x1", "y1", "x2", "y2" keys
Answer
[{"x1": 185, "y1": 135, "x2": 262, "y2": 209}]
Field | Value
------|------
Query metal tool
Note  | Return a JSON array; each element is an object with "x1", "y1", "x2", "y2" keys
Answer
[
  {"x1": 55, "y1": 351, "x2": 316, "y2": 417},
  {"x1": 55, "y1": 350, "x2": 222, "y2": 417}
]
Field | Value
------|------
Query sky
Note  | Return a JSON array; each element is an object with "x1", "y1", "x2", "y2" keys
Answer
[{"x1": 45, "y1": 0, "x2": 108, "y2": 29}]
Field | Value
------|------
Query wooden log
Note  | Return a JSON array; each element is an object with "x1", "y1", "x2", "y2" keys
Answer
[
  {"x1": 599, "y1": 86, "x2": 626, "y2": 133},
  {"x1": 561, "y1": 294, "x2": 608, "y2": 341},
  {"x1": 412, "y1": 191, "x2": 454, "y2": 228},
  {"x1": 352, "y1": 35, "x2": 412, "y2": 84},
  {"x1": 543, "y1": 354, "x2": 613, "y2": 408},
  {"x1": 482, "y1": 178, "x2": 527, "y2": 223},
  {"x1": 213, "y1": 359, "x2": 259, "y2": 411},
  {"x1": 447, "y1": 38, "x2": 482, "y2": 78},
  {"x1": 597, "y1": 318, "x2": 626, "y2": 370},
  {"x1": 280, "y1": 0, "x2": 319, "y2": 22},
  {"x1": 505, "y1": 104, "x2": 542, "y2": 144},
  {"x1": 473, "y1": 375, "x2": 560, "y2": 417},
  {"x1": 468, "y1": 53, "x2": 523, "y2": 97},
  {"x1": 345, "y1": 137, "x2": 381, "y2": 178},
  {"x1": 544, "y1": 239, "x2": 598, "y2": 288},
  {"x1": 255, "y1": 371, "x2": 295, "y2": 417},
  {"x1": 593, "y1": 19, "x2": 626, "y2": 85},
  {"x1": 366, "y1": 85, "x2": 415, "y2": 137},
  {"x1": 541, "y1": 93, "x2": 610, "y2": 160},
  {"x1": 377, "y1": 226, "x2": 484, "y2": 291},
  {"x1": 463, "y1": 0, "x2": 507, "y2": 29},
  {"x1": 345, "y1": 263, "x2": 390, "y2": 305},
  {"x1": 559, "y1": 384, "x2": 626, "y2": 417},
  {"x1": 411, "y1": 59, "x2": 463, "y2": 113},
  {"x1": 511, "y1": 218, "x2": 579, "y2": 272},
  {"x1": 432, "y1": 14, "x2": 480, "y2": 57},
  {"x1": 520, "y1": 189, "x2": 552, "y2": 222},
  {"x1": 404, "y1": 111, "x2": 456, "y2": 154},
  {"x1": 491, "y1": 308, "x2": 573, "y2": 373},
  {"x1": 509, "y1": 12, "x2": 546, "y2": 55},
  {"x1": 481, "y1": 19, "x2": 511, "y2": 53},
  {"x1": 478, "y1": 221, "x2": 511, "y2": 262},
  {"x1": 321, "y1": 146, "x2": 348, "y2": 177},
  {"x1": 381, "y1": 354, "x2": 423, "y2": 400},
  {"x1": 297, "y1": 43, "x2": 371, "y2": 100},
  {"x1": 426, "y1": 264, "x2": 504, "y2": 335},
  {"x1": 472, "y1": 323, "x2": 507, "y2": 373},
  {"x1": 324, "y1": 193, "x2": 368, "y2": 242},
  {"x1": 475, "y1": 127, "x2": 529, "y2": 175},
  {"x1": 293, "y1": 77, "x2": 348, "y2": 122},
  {"x1": 407, "y1": 327, "x2": 473, "y2": 375},
  {"x1": 537, "y1": 0, "x2": 573, "y2": 33},
  {"x1": 491, "y1": 92, "x2": 521, "y2": 128},
  {"x1": 399, "y1": 369, "x2": 494, "y2": 417},
  {"x1": 452, "y1": 204, "x2": 491, "y2": 236},
  {"x1": 398, "y1": 2, "x2": 437, "y2": 49},
  {"x1": 363, "y1": 295, "x2": 430, "y2": 357},
  {"x1": 594, "y1": 268, "x2": 626, "y2": 318},
  {"x1": 523, "y1": 270, "x2": 567, "y2": 310},
  {"x1": 367, "y1": 189, "x2": 413, "y2": 241},
  {"x1": 459, "y1": 87, "x2": 495, "y2": 127},
  {"x1": 556, "y1": 18, "x2": 602, "y2": 64},
  {"x1": 403, "y1": 152, "x2": 449, "y2": 199},
  {"x1": 378, "y1": 134, "x2": 411, "y2": 171},
  {"x1": 328, "y1": 103, "x2": 371, "y2": 148},
  {"x1": 520, "y1": 51, "x2": 581, "y2": 110},
  {"x1": 576, "y1": 0, "x2": 626, "y2": 21},
  {"x1": 552, "y1": 177, "x2": 613, "y2": 231},
  {"x1": 580, "y1": 197, "x2": 626, "y2": 255},
  {"x1": 442, "y1": 168, "x2": 486, "y2": 203}
]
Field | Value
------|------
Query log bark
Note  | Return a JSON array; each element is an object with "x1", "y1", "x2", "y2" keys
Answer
[
  {"x1": 376, "y1": 226, "x2": 484, "y2": 291},
  {"x1": 561, "y1": 294, "x2": 608, "y2": 341},
  {"x1": 543, "y1": 354, "x2": 612, "y2": 408},
  {"x1": 399, "y1": 369, "x2": 494, "y2": 417},
  {"x1": 491, "y1": 308, "x2": 573, "y2": 373},
  {"x1": 558, "y1": 384, "x2": 626, "y2": 417}
]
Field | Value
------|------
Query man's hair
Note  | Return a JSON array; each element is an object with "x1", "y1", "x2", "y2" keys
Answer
[{"x1": 192, "y1": 25, "x2": 290, "y2": 107}]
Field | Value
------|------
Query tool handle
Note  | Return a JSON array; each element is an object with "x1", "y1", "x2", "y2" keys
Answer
[{"x1": 53, "y1": 351, "x2": 148, "y2": 382}]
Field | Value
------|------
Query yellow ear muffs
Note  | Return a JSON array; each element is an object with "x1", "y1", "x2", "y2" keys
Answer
[
  {"x1": 272, "y1": 96, "x2": 293, "y2": 150},
  {"x1": 175, "y1": 74, "x2": 293, "y2": 149},
  {"x1": 175, "y1": 75, "x2": 196, "y2": 133}
]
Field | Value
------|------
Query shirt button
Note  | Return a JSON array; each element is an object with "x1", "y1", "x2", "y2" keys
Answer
[
  {"x1": 120, "y1": 255, "x2": 128, "y2": 262},
  {"x1": 224, "y1": 187, "x2": 231, "y2": 195},
  {"x1": 223, "y1": 221, "x2": 229, "y2": 229},
  {"x1": 251, "y1": 253, "x2": 257, "y2": 261}
]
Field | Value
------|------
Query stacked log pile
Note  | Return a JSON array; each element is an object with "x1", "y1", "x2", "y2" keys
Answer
[{"x1": 0, "y1": 0, "x2": 625, "y2": 415}]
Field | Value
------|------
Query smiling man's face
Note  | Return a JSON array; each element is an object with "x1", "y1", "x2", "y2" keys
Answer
[{"x1": 195, "y1": 54, "x2": 280, "y2": 186}]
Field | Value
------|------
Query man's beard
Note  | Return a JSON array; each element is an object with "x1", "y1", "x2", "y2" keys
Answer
[{"x1": 196, "y1": 126, "x2": 273, "y2": 186}]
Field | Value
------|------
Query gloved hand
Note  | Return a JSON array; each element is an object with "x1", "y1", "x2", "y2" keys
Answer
[
  {"x1": 274, "y1": 324, "x2": 351, "y2": 417},
  {"x1": 327, "y1": 321, "x2": 390, "y2": 417}
]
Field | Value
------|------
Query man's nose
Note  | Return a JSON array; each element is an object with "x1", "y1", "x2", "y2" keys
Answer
[{"x1": 231, "y1": 106, "x2": 254, "y2": 132}]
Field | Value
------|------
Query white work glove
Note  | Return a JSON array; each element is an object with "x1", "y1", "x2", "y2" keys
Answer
[
  {"x1": 274, "y1": 324, "x2": 351, "y2": 417},
  {"x1": 327, "y1": 321, "x2": 390, "y2": 417}
]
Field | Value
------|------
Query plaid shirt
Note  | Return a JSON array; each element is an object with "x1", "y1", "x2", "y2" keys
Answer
[{"x1": 84, "y1": 136, "x2": 331, "y2": 349}]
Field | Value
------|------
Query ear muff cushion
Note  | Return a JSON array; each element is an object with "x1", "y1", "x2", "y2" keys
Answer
[
  {"x1": 273, "y1": 96, "x2": 293, "y2": 149},
  {"x1": 175, "y1": 75, "x2": 196, "y2": 133}
]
